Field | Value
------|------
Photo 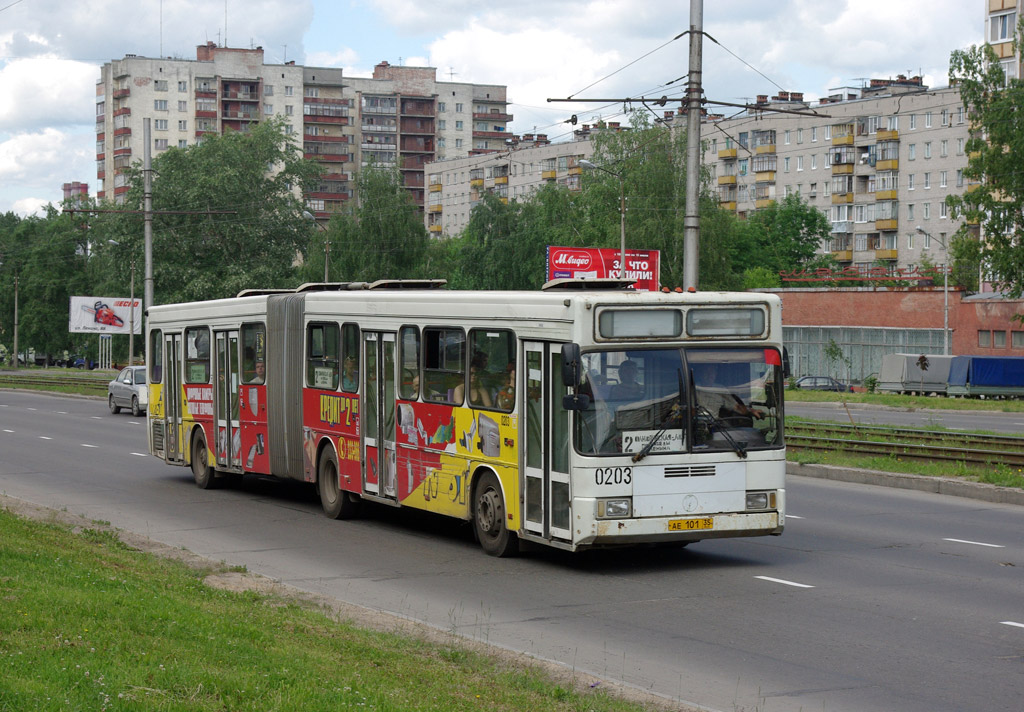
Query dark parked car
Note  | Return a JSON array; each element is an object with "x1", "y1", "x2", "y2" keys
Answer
[{"x1": 793, "y1": 375, "x2": 853, "y2": 392}]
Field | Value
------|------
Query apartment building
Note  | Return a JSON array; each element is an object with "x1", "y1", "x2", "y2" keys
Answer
[
  {"x1": 96, "y1": 45, "x2": 513, "y2": 218},
  {"x1": 986, "y1": 0, "x2": 1021, "y2": 80},
  {"x1": 425, "y1": 135, "x2": 594, "y2": 237},
  {"x1": 702, "y1": 78, "x2": 973, "y2": 273}
]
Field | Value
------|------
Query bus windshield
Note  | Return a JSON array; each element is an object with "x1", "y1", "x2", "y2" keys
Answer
[{"x1": 575, "y1": 347, "x2": 783, "y2": 457}]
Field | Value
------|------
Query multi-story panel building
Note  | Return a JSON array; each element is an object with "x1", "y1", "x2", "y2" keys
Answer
[
  {"x1": 96, "y1": 46, "x2": 512, "y2": 218},
  {"x1": 425, "y1": 135, "x2": 593, "y2": 237},
  {"x1": 985, "y1": 0, "x2": 1021, "y2": 81},
  {"x1": 702, "y1": 79, "x2": 972, "y2": 273}
]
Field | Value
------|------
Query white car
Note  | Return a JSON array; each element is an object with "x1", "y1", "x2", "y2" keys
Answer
[{"x1": 108, "y1": 365, "x2": 148, "y2": 416}]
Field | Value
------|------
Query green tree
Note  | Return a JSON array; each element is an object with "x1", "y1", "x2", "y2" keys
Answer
[
  {"x1": 323, "y1": 165, "x2": 430, "y2": 282},
  {"x1": 735, "y1": 193, "x2": 833, "y2": 281},
  {"x1": 948, "y1": 29, "x2": 1024, "y2": 298},
  {"x1": 102, "y1": 117, "x2": 320, "y2": 305}
]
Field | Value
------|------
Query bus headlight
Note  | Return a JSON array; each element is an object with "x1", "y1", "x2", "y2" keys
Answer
[
  {"x1": 746, "y1": 491, "x2": 776, "y2": 510},
  {"x1": 597, "y1": 498, "x2": 631, "y2": 518}
]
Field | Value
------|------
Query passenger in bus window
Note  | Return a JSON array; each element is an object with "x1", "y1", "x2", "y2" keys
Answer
[
  {"x1": 342, "y1": 356, "x2": 358, "y2": 391},
  {"x1": 254, "y1": 358, "x2": 265, "y2": 383},
  {"x1": 496, "y1": 368, "x2": 515, "y2": 410},
  {"x1": 454, "y1": 353, "x2": 493, "y2": 407}
]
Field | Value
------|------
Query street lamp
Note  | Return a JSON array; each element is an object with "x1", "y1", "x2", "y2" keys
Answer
[
  {"x1": 108, "y1": 240, "x2": 137, "y2": 367},
  {"x1": 916, "y1": 226, "x2": 950, "y2": 356},
  {"x1": 303, "y1": 211, "x2": 330, "y2": 282},
  {"x1": 579, "y1": 159, "x2": 627, "y2": 281}
]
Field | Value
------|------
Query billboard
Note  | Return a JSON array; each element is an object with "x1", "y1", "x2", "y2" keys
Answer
[
  {"x1": 546, "y1": 246, "x2": 661, "y2": 292},
  {"x1": 69, "y1": 296, "x2": 142, "y2": 335}
]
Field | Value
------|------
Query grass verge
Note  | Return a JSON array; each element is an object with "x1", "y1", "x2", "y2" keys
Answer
[
  {"x1": 785, "y1": 389, "x2": 1024, "y2": 413},
  {"x1": 0, "y1": 507, "x2": 665, "y2": 712}
]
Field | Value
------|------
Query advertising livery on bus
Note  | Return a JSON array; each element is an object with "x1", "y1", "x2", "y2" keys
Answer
[{"x1": 145, "y1": 279, "x2": 785, "y2": 556}]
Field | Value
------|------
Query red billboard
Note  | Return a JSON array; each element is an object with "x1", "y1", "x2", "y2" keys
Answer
[{"x1": 546, "y1": 246, "x2": 661, "y2": 292}]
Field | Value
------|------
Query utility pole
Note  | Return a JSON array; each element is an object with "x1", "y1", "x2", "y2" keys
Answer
[
  {"x1": 143, "y1": 118, "x2": 154, "y2": 313},
  {"x1": 682, "y1": 0, "x2": 703, "y2": 291},
  {"x1": 12, "y1": 275, "x2": 18, "y2": 370}
]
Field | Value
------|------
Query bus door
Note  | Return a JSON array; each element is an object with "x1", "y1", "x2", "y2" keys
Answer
[
  {"x1": 362, "y1": 332, "x2": 397, "y2": 500},
  {"x1": 214, "y1": 330, "x2": 241, "y2": 469},
  {"x1": 523, "y1": 342, "x2": 572, "y2": 542},
  {"x1": 164, "y1": 333, "x2": 183, "y2": 463}
]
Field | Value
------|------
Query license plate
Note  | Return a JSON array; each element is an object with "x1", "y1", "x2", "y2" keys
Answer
[{"x1": 668, "y1": 517, "x2": 713, "y2": 531}]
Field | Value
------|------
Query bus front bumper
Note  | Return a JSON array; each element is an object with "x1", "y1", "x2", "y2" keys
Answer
[{"x1": 576, "y1": 510, "x2": 783, "y2": 549}]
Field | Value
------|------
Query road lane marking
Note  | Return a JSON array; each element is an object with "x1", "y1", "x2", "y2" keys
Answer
[
  {"x1": 39, "y1": 436, "x2": 52, "y2": 440},
  {"x1": 1001, "y1": 621, "x2": 1024, "y2": 629},
  {"x1": 131, "y1": 452, "x2": 148, "y2": 457},
  {"x1": 786, "y1": 515, "x2": 804, "y2": 520},
  {"x1": 755, "y1": 576, "x2": 815, "y2": 589},
  {"x1": 943, "y1": 538, "x2": 1004, "y2": 548},
  {"x1": 81, "y1": 444, "x2": 98, "y2": 448},
  {"x1": 90, "y1": 416, "x2": 103, "y2": 420},
  {"x1": 3, "y1": 429, "x2": 13, "y2": 433}
]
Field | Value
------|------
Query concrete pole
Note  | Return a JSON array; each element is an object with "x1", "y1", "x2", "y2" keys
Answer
[
  {"x1": 619, "y1": 178, "x2": 626, "y2": 280},
  {"x1": 682, "y1": 0, "x2": 703, "y2": 291},
  {"x1": 144, "y1": 118, "x2": 154, "y2": 312},
  {"x1": 12, "y1": 275, "x2": 18, "y2": 370},
  {"x1": 128, "y1": 260, "x2": 135, "y2": 367}
]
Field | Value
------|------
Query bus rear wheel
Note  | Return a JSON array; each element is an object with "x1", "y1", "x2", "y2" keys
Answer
[
  {"x1": 191, "y1": 430, "x2": 218, "y2": 489},
  {"x1": 473, "y1": 472, "x2": 518, "y2": 557},
  {"x1": 318, "y1": 449, "x2": 360, "y2": 519}
]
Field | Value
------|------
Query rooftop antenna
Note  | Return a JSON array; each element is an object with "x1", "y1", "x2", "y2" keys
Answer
[
  {"x1": 283, "y1": 44, "x2": 287, "y2": 63},
  {"x1": 447, "y1": 67, "x2": 458, "y2": 81},
  {"x1": 159, "y1": 0, "x2": 163, "y2": 56},
  {"x1": 224, "y1": 0, "x2": 228, "y2": 47}
]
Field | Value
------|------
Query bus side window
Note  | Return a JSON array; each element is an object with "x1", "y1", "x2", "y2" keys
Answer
[
  {"x1": 341, "y1": 323, "x2": 359, "y2": 393},
  {"x1": 423, "y1": 327, "x2": 464, "y2": 404},
  {"x1": 467, "y1": 328, "x2": 516, "y2": 411},
  {"x1": 306, "y1": 323, "x2": 340, "y2": 390},
  {"x1": 399, "y1": 325, "x2": 419, "y2": 400},
  {"x1": 241, "y1": 322, "x2": 266, "y2": 385},
  {"x1": 150, "y1": 329, "x2": 163, "y2": 383},
  {"x1": 184, "y1": 326, "x2": 210, "y2": 383}
]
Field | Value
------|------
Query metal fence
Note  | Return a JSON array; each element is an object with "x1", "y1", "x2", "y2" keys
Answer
[{"x1": 783, "y1": 326, "x2": 945, "y2": 385}]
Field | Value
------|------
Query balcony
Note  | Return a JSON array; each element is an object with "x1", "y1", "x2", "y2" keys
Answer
[
  {"x1": 832, "y1": 163, "x2": 853, "y2": 175},
  {"x1": 876, "y1": 159, "x2": 898, "y2": 171},
  {"x1": 494, "y1": 176, "x2": 508, "y2": 185},
  {"x1": 568, "y1": 166, "x2": 581, "y2": 175},
  {"x1": 429, "y1": 183, "x2": 442, "y2": 192},
  {"x1": 542, "y1": 169, "x2": 557, "y2": 180},
  {"x1": 717, "y1": 147, "x2": 737, "y2": 159},
  {"x1": 876, "y1": 189, "x2": 898, "y2": 201},
  {"x1": 428, "y1": 204, "x2": 442, "y2": 213},
  {"x1": 755, "y1": 144, "x2": 776, "y2": 155},
  {"x1": 831, "y1": 221, "x2": 853, "y2": 233},
  {"x1": 832, "y1": 134, "x2": 854, "y2": 146},
  {"x1": 875, "y1": 249, "x2": 898, "y2": 260},
  {"x1": 877, "y1": 129, "x2": 899, "y2": 141},
  {"x1": 472, "y1": 130, "x2": 509, "y2": 140},
  {"x1": 717, "y1": 175, "x2": 737, "y2": 185},
  {"x1": 473, "y1": 112, "x2": 513, "y2": 122},
  {"x1": 875, "y1": 219, "x2": 899, "y2": 230},
  {"x1": 755, "y1": 198, "x2": 775, "y2": 209},
  {"x1": 755, "y1": 171, "x2": 775, "y2": 182},
  {"x1": 428, "y1": 224, "x2": 443, "y2": 233},
  {"x1": 831, "y1": 249, "x2": 853, "y2": 261},
  {"x1": 720, "y1": 201, "x2": 737, "y2": 211},
  {"x1": 470, "y1": 178, "x2": 484, "y2": 187},
  {"x1": 832, "y1": 192, "x2": 853, "y2": 204},
  {"x1": 113, "y1": 88, "x2": 130, "y2": 99}
]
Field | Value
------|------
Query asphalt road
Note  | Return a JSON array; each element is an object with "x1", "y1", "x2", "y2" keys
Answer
[
  {"x1": 2, "y1": 390, "x2": 1023, "y2": 712},
  {"x1": 788, "y1": 400, "x2": 1024, "y2": 433}
]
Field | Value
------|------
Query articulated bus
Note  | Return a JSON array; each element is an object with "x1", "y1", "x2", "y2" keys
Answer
[{"x1": 145, "y1": 279, "x2": 786, "y2": 556}]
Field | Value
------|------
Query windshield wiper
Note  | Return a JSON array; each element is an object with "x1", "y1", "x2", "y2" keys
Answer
[
  {"x1": 631, "y1": 402, "x2": 682, "y2": 463},
  {"x1": 696, "y1": 405, "x2": 748, "y2": 459}
]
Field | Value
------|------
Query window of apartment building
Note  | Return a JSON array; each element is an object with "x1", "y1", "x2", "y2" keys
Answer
[
  {"x1": 305, "y1": 87, "x2": 319, "y2": 98},
  {"x1": 154, "y1": 138, "x2": 168, "y2": 151},
  {"x1": 909, "y1": 114, "x2": 917, "y2": 130},
  {"x1": 437, "y1": 137, "x2": 446, "y2": 148},
  {"x1": 867, "y1": 116, "x2": 881, "y2": 133},
  {"x1": 264, "y1": 85, "x2": 274, "y2": 96},
  {"x1": 822, "y1": 181, "x2": 831, "y2": 197},
  {"x1": 940, "y1": 109, "x2": 949, "y2": 127},
  {"x1": 809, "y1": 182, "x2": 817, "y2": 197},
  {"x1": 177, "y1": 100, "x2": 187, "y2": 111},
  {"x1": 285, "y1": 86, "x2": 293, "y2": 96},
  {"x1": 991, "y1": 11, "x2": 1017, "y2": 42},
  {"x1": 888, "y1": 116, "x2": 898, "y2": 130},
  {"x1": 811, "y1": 126, "x2": 817, "y2": 142},
  {"x1": 940, "y1": 202, "x2": 948, "y2": 219},
  {"x1": 956, "y1": 169, "x2": 964, "y2": 187},
  {"x1": 797, "y1": 128, "x2": 803, "y2": 144},
  {"x1": 923, "y1": 202, "x2": 931, "y2": 220},
  {"x1": 284, "y1": 125, "x2": 294, "y2": 134},
  {"x1": 784, "y1": 130, "x2": 791, "y2": 144},
  {"x1": 855, "y1": 204, "x2": 868, "y2": 223},
  {"x1": 178, "y1": 139, "x2": 187, "y2": 149},
  {"x1": 957, "y1": 137, "x2": 965, "y2": 155},
  {"x1": 824, "y1": 125, "x2": 831, "y2": 140},
  {"x1": 738, "y1": 158, "x2": 748, "y2": 176},
  {"x1": 178, "y1": 80, "x2": 187, "y2": 92},
  {"x1": 994, "y1": 330, "x2": 1007, "y2": 348},
  {"x1": 957, "y1": 106, "x2": 965, "y2": 124},
  {"x1": 264, "y1": 103, "x2": 273, "y2": 115},
  {"x1": 154, "y1": 119, "x2": 168, "y2": 130},
  {"x1": 785, "y1": 185, "x2": 793, "y2": 197},
  {"x1": 810, "y1": 154, "x2": 817, "y2": 170},
  {"x1": 154, "y1": 80, "x2": 168, "y2": 91},
  {"x1": 783, "y1": 157, "x2": 790, "y2": 172},
  {"x1": 939, "y1": 139, "x2": 948, "y2": 157},
  {"x1": 178, "y1": 120, "x2": 187, "y2": 131},
  {"x1": 455, "y1": 120, "x2": 463, "y2": 130},
  {"x1": 924, "y1": 112, "x2": 932, "y2": 128},
  {"x1": 979, "y1": 330, "x2": 991, "y2": 348},
  {"x1": 907, "y1": 232, "x2": 914, "y2": 249},
  {"x1": 908, "y1": 143, "x2": 916, "y2": 160},
  {"x1": 154, "y1": 100, "x2": 168, "y2": 111},
  {"x1": 455, "y1": 103, "x2": 463, "y2": 112},
  {"x1": 924, "y1": 141, "x2": 932, "y2": 158},
  {"x1": 797, "y1": 156, "x2": 804, "y2": 171},
  {"x1": 437, "y1": 101, "x2": 446, "y2": 112},
  {"x1": 907, "y1": 174, "x2": 915, "y2": 190},
  {"x1": 1013, "y1": 331, "x2": 1024, "y2": 348},
  {"x1": 907, "y1": 204, "x2": 915, "y2": 221},
  {"x1": 939, "y1": 170, "x2": 948, "y2": 187},
  {"x1": 285, "y1": 105, "x2": 293, "y2": 116},
  {"x1": 475, "y1": 121, "x2": 488, "y2": 131},
  {"x1": 855, "y1": 234, "x2": 867, "y2": 251},
  {"x1": 438, "y1": 119, "x2": 446, "y2": 130},
  {"x1": 455, "y1": 138, "x2": 463, "y2": 148},
  {"x1": 923, "y1": 172, "x2": 931, "y2": 189}
]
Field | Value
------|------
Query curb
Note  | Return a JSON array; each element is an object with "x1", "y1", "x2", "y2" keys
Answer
[{"x1": 787, "y1": 461, "x2": 1024, "y2": 506}]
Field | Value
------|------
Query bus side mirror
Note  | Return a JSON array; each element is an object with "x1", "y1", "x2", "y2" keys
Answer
[
  {"x1": 561, "y1": 343, "x2": 582, "y2": 387},
  {"x1": 563, "y1": 393, "x2": 591, "y2": 411}
]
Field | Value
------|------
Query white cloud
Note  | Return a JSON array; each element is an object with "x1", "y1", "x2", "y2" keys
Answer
[
  {"x1": 11, "y1": 196, "x2": 50, "y2": 217},
  {"x1": 0, "y1": 58, "x2": 97, "y2": 133}
]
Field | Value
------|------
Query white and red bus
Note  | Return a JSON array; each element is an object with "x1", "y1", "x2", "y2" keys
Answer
[{"x1": 145, "y1": 279, "x2": 786, "y2": 556}]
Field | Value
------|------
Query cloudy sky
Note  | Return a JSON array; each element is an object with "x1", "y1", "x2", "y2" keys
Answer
[{"x1": 0, "y1": 0, "x2": 982, "y2": 216}]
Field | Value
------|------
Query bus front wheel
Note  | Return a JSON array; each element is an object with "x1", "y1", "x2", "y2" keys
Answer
[
  {"x1": 191, "y1": 430, "x2": 218, "y2": 489},
  {"x1": 473, "y1": 472, "x2": 518, "y2": 557},
  {"x1": 318, "y1": 449, "x2": 360, "y2": 519}
]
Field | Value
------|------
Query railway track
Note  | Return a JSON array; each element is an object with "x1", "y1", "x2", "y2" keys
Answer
[{"x1": 786, "y1": 422, "x2": 1024, "y2": 468}]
